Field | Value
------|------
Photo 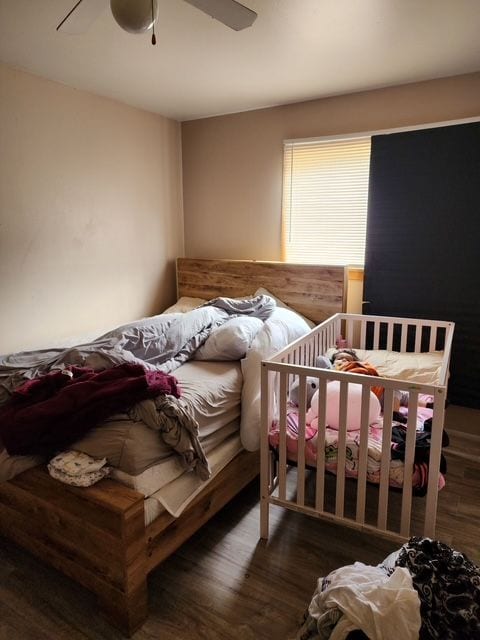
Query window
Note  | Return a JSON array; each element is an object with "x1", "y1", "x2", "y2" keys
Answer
[{"x1": 281, "y1": 136, "x2": 371, "y2": 266}]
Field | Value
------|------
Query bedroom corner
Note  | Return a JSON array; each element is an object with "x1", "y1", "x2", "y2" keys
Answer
[{"x1": 0, "y1": 62, "x2": 184, "y2": 354}]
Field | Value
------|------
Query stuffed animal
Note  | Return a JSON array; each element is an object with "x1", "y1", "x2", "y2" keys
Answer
[
  {"x1": 306, "y1": 381, "x2": 381, "y2": 431},
  {"x1": 289, "y1": 355, "x2": 332, "y2": 407},
  {"x1": 289, "y1": 376, "x2": 319, "y2": 408}
]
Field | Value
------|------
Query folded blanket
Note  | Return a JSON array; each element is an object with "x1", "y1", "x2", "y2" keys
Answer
[{"x1": 47, "y1": 450, "x2": 110, "y2": 487}]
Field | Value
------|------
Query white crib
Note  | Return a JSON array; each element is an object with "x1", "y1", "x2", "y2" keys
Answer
[{"x1": 260, "y1": 313, "x2": 455, "y2": 542}]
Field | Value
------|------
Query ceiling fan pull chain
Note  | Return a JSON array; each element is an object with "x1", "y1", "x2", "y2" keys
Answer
[{"x1": 151, "y1": 0, "x2": 156, "y2": 45}]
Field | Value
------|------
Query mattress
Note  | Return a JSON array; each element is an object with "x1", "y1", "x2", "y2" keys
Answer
[
  {"x1": 73, "y1": 360, "x2": 242, "y2": 475},
  {"x1": 0, "y1": 445, "x2": 42, "y2": 483},
  {"x1": 143, "y1": 433, "x2": 244, "y2": 521},
  {"x1": 144, "y1": 495, "x2": 165, "y2": 526},
  {"x1": 111, "y1": 418, "x2": 240, "y2": 496}
]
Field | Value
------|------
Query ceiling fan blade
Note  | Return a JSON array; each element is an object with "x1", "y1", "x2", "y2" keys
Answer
[
  {"x1": 56, "y1": 0, "x2": 109, "y2": 34},
  {"x1": 182, "y1": 0, "x2": 257, "y2": 31}
]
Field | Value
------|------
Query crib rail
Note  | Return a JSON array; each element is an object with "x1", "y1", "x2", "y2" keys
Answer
[
  {"x1": 271, "y1": 313, "x2": 454, "y2": 385},
  {"x1": 260, "y1": 313, "x2": 453, "y2": 542}
]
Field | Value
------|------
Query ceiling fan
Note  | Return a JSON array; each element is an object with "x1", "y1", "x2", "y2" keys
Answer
[{"x1": 57, "y1": 0, "x2": 257, "y2": 45}]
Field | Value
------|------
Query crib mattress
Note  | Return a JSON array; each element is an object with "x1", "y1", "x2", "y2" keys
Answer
[{"x1": 327, "y1": 347, "x2": 444, "y2": 385}]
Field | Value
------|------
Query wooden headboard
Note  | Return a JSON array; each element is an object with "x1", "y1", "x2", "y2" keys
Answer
[{"x1": 176, "y1": 258, "x2": 347, "y2": 325}]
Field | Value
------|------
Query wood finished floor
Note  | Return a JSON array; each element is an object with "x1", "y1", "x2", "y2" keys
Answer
[{"x1": 1, "y1": 428, "x2": 479, "y2": 640}]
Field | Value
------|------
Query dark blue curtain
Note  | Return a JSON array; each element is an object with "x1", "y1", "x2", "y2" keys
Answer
[{"x1": 364, "y1": 121, "x2": 480, "y2": 408}]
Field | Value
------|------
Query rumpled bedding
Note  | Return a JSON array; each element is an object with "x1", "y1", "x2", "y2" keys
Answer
[
  {"x1": 269, "y1": 403, "x2": 446, "y2": 494},
  {"x1": 0, "y1": 364, "x2": 176, "y2": 454},
  {"x1": 0, "y1": 295, "x2": 278, "y2": 483},
  {"x1": 270, "y1": 343, "x2": 449, "y2": 493},
  {"x1": 0, "y1": 295, "x2": 276, "y2": 401}
]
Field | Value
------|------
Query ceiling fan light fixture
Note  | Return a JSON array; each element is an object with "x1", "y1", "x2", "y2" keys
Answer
[{"x1": 110, "y1": 0, "x2": 158, "y2": 34}]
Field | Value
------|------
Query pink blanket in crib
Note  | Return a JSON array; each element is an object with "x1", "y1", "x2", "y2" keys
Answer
[{"x1": 269, "y1": 405, "x2": 445, "y2": 492}]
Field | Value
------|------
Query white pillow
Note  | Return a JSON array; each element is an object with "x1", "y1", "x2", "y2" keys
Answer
[
  {"x1": 194, "y1": 316, "x2": 264, "y2": 361},
  {"x1": 163, "y1": 296, "x2": 207, "y2": 314},
  {"x1": 254, "y1": 287, "x2": 315, "y2": 329},
  {"x1": 240, "y1": 307, "x2": 311, "y2": 451}
]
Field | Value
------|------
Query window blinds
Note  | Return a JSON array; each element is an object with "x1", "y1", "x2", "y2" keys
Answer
[{"x1": 282, "y1": 136, "x2": 371, "y2": 266}]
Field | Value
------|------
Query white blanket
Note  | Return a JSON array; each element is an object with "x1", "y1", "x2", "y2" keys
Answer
[{"x1": 308, "y1": 562, "x2": 421, "y2": 640}]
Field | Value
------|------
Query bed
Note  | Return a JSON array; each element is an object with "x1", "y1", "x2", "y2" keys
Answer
[
  {"x1": 260, "y1": 312, "x2": 455, "y2": 544},
  {"x1": 0, "y1": 258, "x2": 347, "y2": 636}
]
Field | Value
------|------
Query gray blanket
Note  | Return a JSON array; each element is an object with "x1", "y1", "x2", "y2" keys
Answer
[
  {"x1": 0, "y1": 295, "x2": 275, "y2": 479},
  {"x1": 0, "y1": 295, "x2": 275, "y2": 400}
]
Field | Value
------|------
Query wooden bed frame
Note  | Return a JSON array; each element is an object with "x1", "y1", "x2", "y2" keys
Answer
[
  {"x1": 176, "y1": 258, "x2": 347, "y2": 325},
  {"x1": 0, "y1": 259, "x2": 346, "y2": 636}
]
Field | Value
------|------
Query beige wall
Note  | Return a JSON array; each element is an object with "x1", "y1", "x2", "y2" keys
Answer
[
  {"x1": 182, "y1": 72, "x2": 480, "y2": 264},
  {"x1": 0, "y1": 63, "x2": 184, "y2": 354}
]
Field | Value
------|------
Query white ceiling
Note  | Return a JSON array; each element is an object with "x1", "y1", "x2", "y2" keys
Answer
[{"x1": 1, "y1": 0, "x2": 480, "y2": 121}]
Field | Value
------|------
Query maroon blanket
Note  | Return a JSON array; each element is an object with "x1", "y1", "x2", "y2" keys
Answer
[{"x1": 0, "y1": 364, "x2": 179, "y2": 456}]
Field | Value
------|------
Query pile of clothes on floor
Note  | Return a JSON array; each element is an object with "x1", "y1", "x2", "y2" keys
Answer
[{"x1": 295, "y1": 537, "x2": 480, "y2": 640}]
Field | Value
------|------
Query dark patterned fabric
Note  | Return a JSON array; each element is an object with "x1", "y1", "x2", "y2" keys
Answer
[{"x1": 395, "y1": 537, "x2": 480, "y2": 640}]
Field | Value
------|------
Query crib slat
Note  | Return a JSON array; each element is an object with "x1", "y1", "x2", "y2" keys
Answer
[
  {"x1": 378, "y1": 389, "x2": 394, "y2": 530},
  {"x1": 296, "y1": 376, "x2": 307, "y2": 507},
  {"x1": 400, "y1": 323, "x2": 408, "y2": 352},
  {"x1": 336, "y1": 317, "x2": 342, "y2": 346},
  {"x1": 400, "y1": 390, "x2": 419, "y2": 537},
  {"x1": 355, "y1": 385, "x2": 371, "y2": 525},
  {"x1": 386, "y1": 322, "x2": 394, "y2": 351},
  {"x1": 315, "y1": 378, "x2": 328, "y2": 512},
  {"x1": 414, "y1": 324, "x2": 422, "y2": 353},
  {"x1": 373, "y1": 322, "x2": 380, "y2": 350},
  {"x1": 278, "y1": 372, "x2": 288, "y2": 501},
  {"x1": 335, "y1": 381, "x2": 348, "y2": 518},
  {"x1": 346, "y1": 319, "x2": 354, "y2": 348},
  {"x1": 260, "y1": 365, "x2": 271, "y2": 539},
  {"x1": 429, "y1": 326, "x2": 437, "y2": 352},
  {"x1": 424, "y1": 387, "x2": 446, "y2": 537},
  {"x1": 360, "y1": 321, "x2": 366, "y2": 349}
]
